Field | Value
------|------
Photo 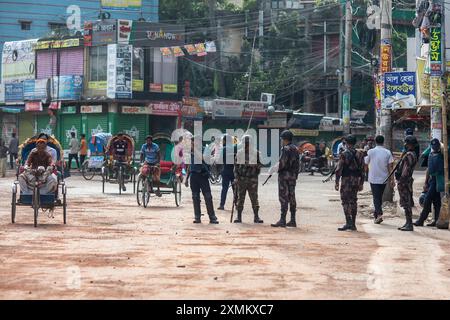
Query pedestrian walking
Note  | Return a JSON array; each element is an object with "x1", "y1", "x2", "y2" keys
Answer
[
  {"x1": 217, "y1": 134, "x2": 236, "y2": 210},
  {"x1": 8, "y1": 132, "x2": 19, "y2": 169},
  {"x1": 364, "y1": 135, "x2": 394, "y2": 224},
  {"x1": 414, "y1": 138, "x2": 444, "y2": 227},
  {"x1": 396, "y1": 135, "x2": 418, "y2": 231},
  {"x1": 0, "y1": 138, "x2": 8, "y2": 177},
  {"x1": 233, "y1": 135, "x2": 264, "y2": 224},
  {"x1": 271, "y1": 130, "x2": 300, "y2": 228},
  {"x1": 79, "y1": 134, "x2": 88, "y2": 166},
  {"x1": 334, "y1": 135, "x2": 365, "y2": 231},
  {"x1": 68, "y1": 132, "x2": 80, "y2": 170},
  {"x1": 185, "y1": 137, "x2": 219, "y2": 224}
]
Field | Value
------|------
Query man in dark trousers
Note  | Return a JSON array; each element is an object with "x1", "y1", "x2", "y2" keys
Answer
[
  {"x1": 8, "y1": 132, "x2": 18, "y2": 169},
  {"x1": 217, "y1": 134, "x2": 236, "y2": 210},
  {"x1": 396, "y1": 135, "x2": 418, "y2": 231},
  {"x1": 185, "y1": 137, "x2": 219, "y2": 224},
  {"x1": 334, "y1": 135, "x2": 365, "y2": 231},
  {"x1": 414, "y1": 138, "x2": 444, "y2": 227},
  {"x1": 271, "y1": 130, "x2": 300, "y2": 228}
]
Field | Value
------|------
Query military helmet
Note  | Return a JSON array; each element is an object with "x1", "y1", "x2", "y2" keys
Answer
[
  {"x1": 404, "y1": 135, "x2": 418, "y2": 146},
  {"x1": 345, "y1": 134, "x2": 356, "y2": 145},
  {"x1": 280, "y1": 130, "x2": 293, "y2": 141}
]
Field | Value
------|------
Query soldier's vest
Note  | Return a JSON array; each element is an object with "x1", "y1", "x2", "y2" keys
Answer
[
  {"x1": 236, "y1": 163, "x2": 260, "y2": 178},
  {"x1": 341, "y1": 149, "x2": 362, "y2": 177},
  {"x1": 395, "y1": 151, "x2": 417, "y2": 180},
  {"x1": 279, "y1": 144, "x2": 300, "y2": 177}
]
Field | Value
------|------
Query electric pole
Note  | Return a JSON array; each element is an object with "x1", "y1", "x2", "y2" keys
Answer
[
  {"x1": 208, "y1": 0, "x2": 226, "y2": 97},
  {"x1": 343, "y1": 0, "x2": 352, "y2": 134},
  {"x1": 379, "y1": 0, "x2": 392, "y2": 150}
]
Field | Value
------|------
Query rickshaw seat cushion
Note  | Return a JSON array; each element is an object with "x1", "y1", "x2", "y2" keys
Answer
[
  {"x1": 160, "y1": 160, "x2": 173, "y2": 174},
  {"x1": 19, "y1": 194, "x2": 55, "y2": 205}
]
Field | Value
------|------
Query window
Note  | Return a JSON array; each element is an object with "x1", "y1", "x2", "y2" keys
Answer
[
  {"x1": 19, "y1": 20, "x2": 31, "y2": 30},
  {"x1": 150, "y1": 48, "x2": 177, "y2": 88},
  {"x1": 133, "y1": 47, "x2": 144, "y2": 81},
  {"x1": 49, "y1": 22, "x2": 68, "y2": 35},
  {"x1": 89, "y1": 46, "x2": 107, "y2": 82}
]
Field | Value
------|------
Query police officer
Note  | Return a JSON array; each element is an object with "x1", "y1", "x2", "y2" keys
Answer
[
  {"x1": 233, "y1": 135, "x2": 264, "y2": 224},
  {"x1": 396, "y1": 135, "x2": 418, "y2": 231},
  {"x1": 334, "y1": 135, "x2": 365, "y2": 231},
  {"x1": 414, "y1": 138, "x2": 443, "y2": 227},
  {"x1": 271, "y1": 130, "x2": 300, "y2": 228},
  {"x1": 218, "y1": 134, "x2": 236, "y2": 210},
  {"x1": 185, "y1": 137, "x2": 219, "y2": 224}
]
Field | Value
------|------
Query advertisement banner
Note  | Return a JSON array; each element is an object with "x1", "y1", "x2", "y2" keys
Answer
[
  {"x1": 101, "y1": 0, "x2": 142, "y2": 11},
  {"x1": 25, "y1": 101, "x2": 43, "y2": 112},
  {"x1": 148, "y1": 101, "x2": 181, "y2": 116},
  {"x1": 342, "y1": 93, "x2": 350, "y2": 125},
  {"x1": 35, "y1": 38, "x2": 80, "y2": 50},
  {"x1": 380, "y1": 44, "x2": 392, "y2": 74},
  {"x1": 430, "y1": 77, "x2": 443, "y2": 105},
  {"x1": 106, "y1": 44, "x2": 133, "y2": 99},
  {"x1": 383, "y1": 72, "x2": 416, "y2": 109},
  {"x1": 1, "y1": 39, "x2": 38, "y2": 83},
  {"x1": 416, "y1": 57, "x2": 430, "y2": 102},
  {"x1": 84, "y1": 20, "x2": 117, "y2": 47},
  {"x1": 195, "y1": 43, "x2": 207, "y2": 56},
  {"x1": 23, "y1": 79, "x2": 48, "y2": 101},
  {"x1": 182, "y1": 97, "x2": 204, "y2": 119},
  {"x1": 88, "y1": 81, "x2": 107, "y2": 90},
  {"x1": 212, "y1": 99, "x2": 244, "y2": 119},
  {"x1": 162, "y1": 84, "x2": 177, "y2": 93},
  {"x1": 118, "y1": 19, "x2": 133, "y2": 44},
  {"x1": 132, "y1": 79, "x2": 144, "y2": 91},
  {"x1": 51, "y1": 75, "x2": 83, "y2": 100},
  {"x1": 242, "y1": 101, "x2": 268, "y2": 118},
  {"x1": 131, "y1": 22, "x2": 185, "y2": 48},
  {"x1": 62, "y1": 106, "x2": 77, "y2": 114},
  {"x1": 429, "y1": 27, "x2": 442, "y2": 76},
  {"x1": 150, "y1": 83, "x2": 162, "y2": 92},
  {"x1": 172, "y1": 46, "x2": 185, "y2": 57},
  {"x1": 5, "y1": 83, "x2": 24, "y2": 103},
  {"x1": 81, "y1": 105, "x2": 103, "y2": 113}
]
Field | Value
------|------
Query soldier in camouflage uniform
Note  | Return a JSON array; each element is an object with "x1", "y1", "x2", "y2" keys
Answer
[
  {"x1": 395, "y1": 135, "x2": 418, "y2": 231},
  {"x1": 335, "y1": 135, "x2": 365, "y2": 231},
  {"x1": 271, "y1": 130, "x2": 300, "y2": 228},
  {"x1": 233, "y1": 135, "x2": 264, "y2": 223}
]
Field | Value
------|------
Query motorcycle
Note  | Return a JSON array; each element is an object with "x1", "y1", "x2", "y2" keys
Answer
[{"x1": 301, "y1": 151, "x2": 334, "y2": 176}]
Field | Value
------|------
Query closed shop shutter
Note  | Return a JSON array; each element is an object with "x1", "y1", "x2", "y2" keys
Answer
[
  {"x1": 60, "y1": 48, "x2": 84, "y2": 76},
  {"x1": 36, "y1": 114, "x2": 53, "y2": 136},
  {"x1": 60, "y1": 114, "x2": 82, "y2": 150},
  {"x1": 117, "y1": 114, "x2": 148, "y2": 150},
  {"x1": 84, "y1": 114, "x2": 109, "y2": 138},
  {"x1": 18, "y1": 113, "x2": 34, "y2": 143},
  {"x1": 1, "y1": 114, "x2": 18, "y2": 143},
  {"x1": 37, "y1": 51, "x2": 58, "y2": 79}
]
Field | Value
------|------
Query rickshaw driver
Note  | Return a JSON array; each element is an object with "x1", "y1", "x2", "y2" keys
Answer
[
  {"x1": 18, "y1": 136, "x2": 57, "y2": 195},
  {"x1": 31, "y1": 133, "x2": 58, "y2": 163},
  {"x1": 140, "y1": 135, "x2": 162, "y2": 197}
]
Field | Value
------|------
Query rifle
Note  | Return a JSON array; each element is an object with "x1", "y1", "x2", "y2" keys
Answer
[
  {"x1": 383, "y1": 152, "x2": 406, "y2": 184},
  {"x1": 262, "y1": 174, "x2": 272, "y2": 186},
  {"x1": 322, "y1": 166, "x2": 337, "y2": 183},
  {"x1": 230, "y1": 181, "x2": 238, "y2": 223}
]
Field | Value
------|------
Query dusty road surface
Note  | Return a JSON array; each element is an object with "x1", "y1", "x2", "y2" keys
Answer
[{"x1": 1, "y1": 169, "x2": 450, "y2": 299}]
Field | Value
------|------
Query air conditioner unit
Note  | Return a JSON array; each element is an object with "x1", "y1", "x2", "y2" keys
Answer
[{"x1": 261, "y1": 93, "x2": 275, "y2": 104}]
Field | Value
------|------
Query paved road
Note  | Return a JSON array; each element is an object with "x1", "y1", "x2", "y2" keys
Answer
[{"x1": 1, "y1": 169, "x2": 450, "y2": 299}]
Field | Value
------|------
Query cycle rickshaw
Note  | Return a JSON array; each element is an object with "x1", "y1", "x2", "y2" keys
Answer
[
  {"x1": 11, "y1": 135, "x2": 67, "y2": 227},
  {"x1": 136, "y1": 134, "x2": 183, "y2": 207},
  {"x1": 101, "y1": 133, "x2": 137, "y2": 195},
  {"x1": 81, "y1": 133, "x2": 111, "y2": 180}
]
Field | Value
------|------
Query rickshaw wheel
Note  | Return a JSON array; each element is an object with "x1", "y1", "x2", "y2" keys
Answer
[
  {"x1": 118, "y1": 166, "x2": 123, "y2": 195},
  {"x1": 136, "y1": 175, "x2": 142, "y2": 206},
  {"x1": 33, "y1": 186, "x2": 39, "y2": 228},
  {"x1": 101, "y1": 167, "x2": 106, "y2": 193},
  {"x1": 143, "y1": 176, "x2": 151, "y2": 208},
  {"x1": 174, "y1": 180, "x2": 182, "y2": 207},
  {"x1": 11, "y1": 186, "x2": 17, "y2": 224},
  {"x1": 82, "y1": 161, "x2": 95, "y2": 180},
  {"x1": 62, "y1": 185, "x2": 67, "y2": 224}
]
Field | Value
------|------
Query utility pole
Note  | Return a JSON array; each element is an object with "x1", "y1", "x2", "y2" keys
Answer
[
  {"x1": 379, "y1": 0, "x2": 393, "y2": 202},
  {"x1": 379, "y1": 0, "x2": 392, "y2": 149},
  {"x1": 342, "y1": 0, "x2": 352, "y2": 134},
  {"x1": 208, "y1": 0, "x2": 226, "y2": 97}
]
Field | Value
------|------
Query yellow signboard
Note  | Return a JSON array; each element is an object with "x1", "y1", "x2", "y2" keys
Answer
[
  {"x1": 88, "y1": 81, "x2": 107, "y2": 90},
  {"x1": 35, "y1": 38, "x2": 80, "y2": 50},
  {"x1": 289, "y1": 129, "x2": 319, "y2": 137},
  {"x1": 162, "y1": 84, "x2": 177, "y2": 93},
  {"x1": 101, "y1": 0, "x2": 142, "y2": 10},
  {"x1": 132, "y1": 79, "x2": 144, "y2": 92}
]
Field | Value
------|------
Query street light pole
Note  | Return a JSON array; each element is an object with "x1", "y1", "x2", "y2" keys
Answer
[{"x1": 343, "y1": 0, "x2": 352, "y2": 134}]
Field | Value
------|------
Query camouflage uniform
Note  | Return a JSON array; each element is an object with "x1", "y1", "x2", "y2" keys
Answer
[
  {"x1": 234, "y1": 149, "x2": 263, "y2": 223},
  {"x1": 396, "y1": 151, "x2": 417, "y2": 209},
  {"x1": 335, "y1": 147, "x2": 365, "y2": 230},
  {"x1": 276, "y1": 143, "x2": 300, "y2": 224}
]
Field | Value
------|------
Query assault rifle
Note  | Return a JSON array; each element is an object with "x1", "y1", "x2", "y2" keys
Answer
[{"x1": 383, "y1": 152, "x2": 406, "y2": 184}]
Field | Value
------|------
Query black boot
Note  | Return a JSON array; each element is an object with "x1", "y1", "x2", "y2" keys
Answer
[
  {"x1": 192, "y1": 195, "x2": 202, "y2": 224},
  {"x1": 399, "y1": 209, "x2": 414, "y2": 231},
  {"x1": 286, "y1": 211, "x2": 296, "y2": 227},
  {"x1": 205, "y1": 193, "x2": 219, "y2": 224},
  {"x1": 351, "y1": 213, "x2": 357, "y2": 231},
  {"x1": 253, "y1": 208, "x2": 263, "y2": 223},
  {"x1": 427, "y1": 208, "x2": 440, "y2": 227},
  {"x1": 338, "y1": 215, "x2": 352, "y2": 231},
  {"x1": 414, "y1": 210, "x2": 428, "y2": 226},
  {"x1": 234, "y1": 210, "x2": 242, "y2": 223},
  {"x1": 271, "y1": 212, "x2": 287, "y2": 227}
]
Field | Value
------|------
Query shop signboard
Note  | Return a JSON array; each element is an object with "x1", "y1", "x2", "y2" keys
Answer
[
  {"x1": 122, "y1": 106, "x2": 147, "y2": 114},
  {"x1": 81, "y1": 105, "x2": 103, "y2": 113},
  {"x1": 23, "y1": 79, "x2": 48, "y2": 101},
  {"x1": 429, "y1": 27, "x2": 442, "y2": 76},
  {"x1": 107, "y1": 44, "x2": 133, "y2": 99},
  {"x1": 5, "y1": 83, "x2": 24, "y2": 103},
  {"x1": 84, "y1": 19, "x2": 117, "y2": 47},
  {"x1": 131, "y1": 22, "x2": 185, "y2": 48},
  {"x1": 212, "y1": 99, "x2": 244, "y2": 119},
  {"x1": 1, "y1": 39, "x2": 37, "y2": 83},
  {"x1": 148, "y1": 101, "x2": 181, "y2": 116},
  {"x1": 51, "y1": 75, "x2": 83, "y2": 100},
  {"x1": 25, "y1": 101, "x2": 43, "y2": 112},
  {"x1": 181, "y1": 97, "x2": 204, "y2": 119},
  {"x1": 383, "y1": 72, "x2": 416, "y2": 109},
  {"x1": 101, "y1": 0, "x2": 142, "y2": 11}
]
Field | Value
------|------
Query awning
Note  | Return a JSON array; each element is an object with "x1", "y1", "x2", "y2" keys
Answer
[{"x1": 0, "y1": 105, "x2": 25, "y2": 113}]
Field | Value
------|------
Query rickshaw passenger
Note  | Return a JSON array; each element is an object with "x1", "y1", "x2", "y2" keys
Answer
[
  {"x1": 18, "y1": 137, "x2": 57, "y2": 195},
  {"x1": 140, "y1": 135, "x2": 162, "y2": 197},
  {"x1": 111, "y1": 133, "x2": 129, "y2": 162}
]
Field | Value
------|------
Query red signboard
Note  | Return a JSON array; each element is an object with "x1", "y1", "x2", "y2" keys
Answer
[
  {"x1": 25, "y1": 101, "x2": 43, "y2": 112},
  {"x1": 150, "y1": 83, "x2": 162, "y2": 92}
]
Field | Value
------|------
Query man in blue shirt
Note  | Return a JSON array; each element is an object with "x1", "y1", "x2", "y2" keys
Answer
[{"x1": 140, "y1": 135, "x2": 162, "y2": 197}]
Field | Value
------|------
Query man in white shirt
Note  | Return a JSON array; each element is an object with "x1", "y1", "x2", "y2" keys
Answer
[
  {"x1": 68, "y1": 132, "x2": 80, "y2": 170},
  {"x1": 364, "y1": 135, "x2": 395, "y2": 224}
]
